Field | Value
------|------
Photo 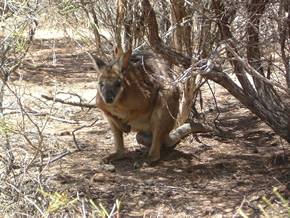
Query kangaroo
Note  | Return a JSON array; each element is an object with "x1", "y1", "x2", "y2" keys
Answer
[{"x1": 91, "y1": 48, "x2": 233, "y2": 168}]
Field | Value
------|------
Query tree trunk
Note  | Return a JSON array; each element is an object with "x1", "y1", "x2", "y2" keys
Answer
[
  {"x1": 141, "y1": 0, "x2": 191, "y2": 68},
  {"x1": 141, "y1": 0, "x2": 290, "y2": 143}
]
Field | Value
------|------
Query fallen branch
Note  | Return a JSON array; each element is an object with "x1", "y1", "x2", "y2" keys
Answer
[
  {"x1": 41, "y1": 94, "x2": 97, "y2": 108},
  {"x1": 47, "y1": 149, "x2": 81, "y2": 165},
  {"x1": 72, "y1": 118, "x2": 100, "y2": 150},
  {"x1": 47, "y1": 115, "x2": 85, "y2": 124}
]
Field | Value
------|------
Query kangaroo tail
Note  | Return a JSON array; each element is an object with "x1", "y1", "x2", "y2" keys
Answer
[{"x1": 165, "y1": 122, "x2": 235, "y2": 148}]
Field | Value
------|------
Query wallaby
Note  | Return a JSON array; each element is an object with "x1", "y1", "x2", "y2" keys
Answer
[{"x1": 91, "y1": 47, "x2": 232, "y2": 168}]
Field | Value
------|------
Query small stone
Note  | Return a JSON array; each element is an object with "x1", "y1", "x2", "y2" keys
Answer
[{"x1": 92, "y1": 173, "x2": 112, "y2": 182}]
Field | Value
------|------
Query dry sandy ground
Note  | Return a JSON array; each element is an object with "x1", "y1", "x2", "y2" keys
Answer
[{"x1": 4, "y1": 38, "x2": 289, "y2": 217}]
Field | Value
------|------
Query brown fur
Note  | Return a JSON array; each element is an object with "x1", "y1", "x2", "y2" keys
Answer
[{"x1": 92, "y1": 48, "x2": 179, "y2": 168}]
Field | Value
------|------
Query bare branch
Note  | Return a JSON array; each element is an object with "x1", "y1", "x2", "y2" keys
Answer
[
  {"x1": 41, "y1": 94, "x2": 97, "y2": 108},
  {"x1": 225, "y1": 43, "x2": 290, "y2": 94},
  {"x1": 72, "y1": 119, "x2": 100, "y2": 150}
]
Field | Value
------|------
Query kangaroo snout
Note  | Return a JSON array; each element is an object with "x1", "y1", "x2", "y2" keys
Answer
[
  {"x1": 104, "y1": 94, "x2": 115, "y2": 104},
  {"x1": 99, "y1": 82, "x2": 123, "y2": 104},
  {"x1": 105, "y1": 97, "x2": 114, "y2": 104}
]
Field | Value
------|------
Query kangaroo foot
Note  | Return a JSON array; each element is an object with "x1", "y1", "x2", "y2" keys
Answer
[
  {"x1": 133, "y1": 154, "x2": 160, "y2": 169},
  {"x1": 101, "y1": 151, "x2": 126, "y2": 164}
]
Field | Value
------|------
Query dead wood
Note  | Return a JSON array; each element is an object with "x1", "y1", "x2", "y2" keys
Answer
[{"x1": 41, "y1": 94, "x2": 97, "y2": 109}]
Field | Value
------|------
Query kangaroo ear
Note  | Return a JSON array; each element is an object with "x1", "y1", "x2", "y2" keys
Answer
[
  {"x1": 88, "y1": 52, "x2": 107, "y2": 73},
  {"x1": 114, "y1": 46, "x2": 123, "y2": 58},
  {"x1": 117, "y1": 49, "x2": 132, "y2": 72}
]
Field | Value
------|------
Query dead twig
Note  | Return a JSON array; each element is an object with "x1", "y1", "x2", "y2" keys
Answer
[
  {"x1": 41, "y1": 94, "x2": 97, "y2": 109},
  {"x1": 225, "y1": 43, "x2": 290, "y2": 94},
  {"x1": 233, "y1": 196, "x2": 246, "y2": 218},
  {"x1": 72, "y1": 118, "x2": 100, "y2": 150},
  {"x1": 5, "y1": 83, "x2": 44, "y2": 172},
  {"x1": 47, "y1": 149, "x2": 81, "y2": 165},
  {"x1": 7, "y1": 182, "x2": 45, "y2": 216}
]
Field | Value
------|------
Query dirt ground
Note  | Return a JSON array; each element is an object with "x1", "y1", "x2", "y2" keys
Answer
[{"x1": 7, "y1": 38, "x2": 290, "y2": 217}]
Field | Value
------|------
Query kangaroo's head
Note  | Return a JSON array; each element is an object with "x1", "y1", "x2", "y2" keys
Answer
[{"x1": 92, "y1": 49, "x2": 132, "y2": 105}]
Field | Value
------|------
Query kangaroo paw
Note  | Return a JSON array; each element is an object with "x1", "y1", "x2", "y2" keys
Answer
[{"x1": 121, "y1": 124, "x2": 131, "y2": 133}]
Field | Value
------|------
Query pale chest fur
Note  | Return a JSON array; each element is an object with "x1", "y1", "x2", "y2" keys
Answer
[{"x1": 105, "y1": 103, "x2": 152, "y2": 132}]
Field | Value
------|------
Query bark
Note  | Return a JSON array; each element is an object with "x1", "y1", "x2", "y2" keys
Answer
[
  {"x1": 116, "y1": 0, "x2": 133, "y2": 50},
  {"x1": 141, "y1": 0, "x2": 191, "y2": 68},
  {"x1": 246, "y1": 0, "x2": 273, "y2": 100},
  {"x1": 178, "y1": 74, "x2": 202, "y2": 125},
  {"x1": 116, "y1": 0, "x2": 125, "y2": 46},
  {"x1": 170, "y1": 0, "x2": 196, "y2": 124},
  {"x1": 278, "y1": 0, "x2": 290, "y2": 88},
  {"x1": 170, "y1": 0, "x2": 192, "y2": 56}
]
